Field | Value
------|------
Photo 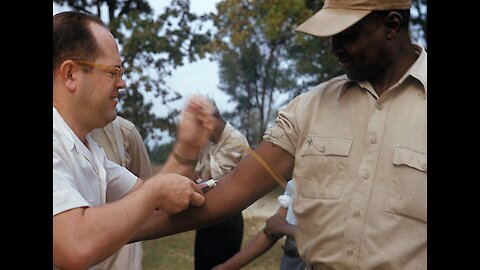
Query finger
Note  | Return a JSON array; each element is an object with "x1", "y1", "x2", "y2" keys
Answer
[
  {"x1": 186, "y1": 95, "x2": 214, "y2": 114},
  {"x1": 190, "y1": 191, "x2": 205, "y2": 207},
  {"x1": 191, "y1": 180, "x2": 204, "y2": 194}
]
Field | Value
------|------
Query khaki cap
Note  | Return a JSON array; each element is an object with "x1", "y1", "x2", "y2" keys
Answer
[{"x1": 296, "y1": 0, "x2": 411, "y2": 37}]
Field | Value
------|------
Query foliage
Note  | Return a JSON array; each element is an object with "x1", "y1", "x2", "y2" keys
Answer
[
  {"x1": 211, "y1": 0, "x2": 427, "y2": 146},
  {"x1": 53, "y1": 0, "x2": 212, "y2": 144},
  {"x1": 149, "y1": 141, "x2": 174, "y2": 165},
  {"x1": 410, "y1": 0, "x2": 427, "y2": 49},
  {"x1": 210, "y1": 0, "x2": 340, "y2": 145},
  {"x1": 54, "y1": 0, "x2": 427, "y2": 146}
]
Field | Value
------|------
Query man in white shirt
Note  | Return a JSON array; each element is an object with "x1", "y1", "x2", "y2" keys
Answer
[{"x1": 53, "y1": 11, "x2": 214, "y2": 270}]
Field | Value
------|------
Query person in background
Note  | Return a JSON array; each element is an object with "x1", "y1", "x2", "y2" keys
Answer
[
  {"x1": 212, "y1": 179, "x2": 307, "y2": 270},
  {"x1": 53, "y1": 11, "x2": 214, "y2": 270},
  {"x1": 91, "y1": 115, "x2": 152, "y2": 270},
  {"x1": 132, "y1": 0, "x2": 427, "y2": 269},
  {"x1": 192, "y1": 101, "x2": 250, "y2": 270}
]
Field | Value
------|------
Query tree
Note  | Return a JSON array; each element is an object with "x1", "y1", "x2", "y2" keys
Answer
[
  {"x1": 410, "y1": 0, "x2": 427, "y2": 49},
  {"x1": 211, "y1": 0, "x2": 427, "y2": 146},
  {"x1": 53, "y1": 0, "x2": 212, "y2": 147},
  {"x1": 211, "y1": 0, "x2": 338, "y2": 146}
]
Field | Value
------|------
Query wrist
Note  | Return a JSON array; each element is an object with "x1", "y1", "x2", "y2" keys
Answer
[{"x1": 172, "y1": 144, "x2": 198, "y2": 166}]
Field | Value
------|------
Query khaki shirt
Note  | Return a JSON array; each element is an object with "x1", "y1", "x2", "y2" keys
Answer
[
  {"x1": 90, "y1": 116, "x2": 152, "y2": 270},
  {"x1": 195, "y1": 122, "x2": 250, "y2": 179},
  {"x1": 91, "y1": 116, "x2": 152, "y2": 180},
  {"x1": 263, "y1": 44, "x2": 427, "y2": 270}
]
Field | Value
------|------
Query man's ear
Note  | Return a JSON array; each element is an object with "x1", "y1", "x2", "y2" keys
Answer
[
  {"x1": 59, "y1": 60, "x2": 78, "y2": 91},
  {"x1": 384, "y1": 11, "x2": 403, "y2": 39}
]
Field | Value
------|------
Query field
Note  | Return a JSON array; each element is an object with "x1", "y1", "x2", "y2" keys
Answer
[{"x1": 142, "y1": 215, "x2": 283, "y2": 269}]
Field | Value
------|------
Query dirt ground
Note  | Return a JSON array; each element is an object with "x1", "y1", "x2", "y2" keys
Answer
[{"x1": 242, "y1": 191, "x2": 279, "y2": 218}]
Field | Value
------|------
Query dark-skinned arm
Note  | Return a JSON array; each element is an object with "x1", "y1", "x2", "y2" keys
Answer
[
  {"x1": 212, "y1": 207, "x2": 288, "y2": 270},
  {"x1": 132, "y1": 141, "x2": 295, "y2": 242}
]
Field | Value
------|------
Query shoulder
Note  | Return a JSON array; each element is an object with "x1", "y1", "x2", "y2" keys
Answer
[
  {"x1": 116, "y1": 116, "x2": 135, "y2": 130},
  {"x1": 302, "y1": 75, "x2": 351, "y2": 97},
  {"x1": 223, "y1": 123, "x2": 249, "y2": 145}
]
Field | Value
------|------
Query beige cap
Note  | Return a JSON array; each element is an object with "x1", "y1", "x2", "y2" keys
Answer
[{"x1": 296, "y1": 0, "x2": 411, "y2": 37}]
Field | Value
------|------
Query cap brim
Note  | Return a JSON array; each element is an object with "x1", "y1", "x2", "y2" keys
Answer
[{"x1": 296, "y1": 9, "x2": 371, "y2": 37}]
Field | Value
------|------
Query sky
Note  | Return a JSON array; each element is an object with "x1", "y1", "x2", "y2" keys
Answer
[
  {"x1": 52, "y1": 0, "x2": 227, "y2": 118},
  {"x1": 53, "y1": 0, "x2": 226, "y2": 143}
]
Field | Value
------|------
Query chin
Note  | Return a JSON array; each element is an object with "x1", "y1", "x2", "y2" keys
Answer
[
  {"x1": 104, "y1": 112, "x2": 117, "y2": 125},
  {"x1": 345, "y1": 72, "x2": 365, "y2": 82}
]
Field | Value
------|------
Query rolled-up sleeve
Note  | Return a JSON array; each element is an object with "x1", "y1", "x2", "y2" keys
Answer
[
  {"x1": 53, "y1": 143, "x2": 90, "y2": 216},
  {"x1": 263, "y1": 96, "x2": 301, "y2": 156}
]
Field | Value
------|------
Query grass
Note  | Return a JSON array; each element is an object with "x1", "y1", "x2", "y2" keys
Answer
[{"x1": 142, "y1": 216, "x2": 284, "y2": 270}]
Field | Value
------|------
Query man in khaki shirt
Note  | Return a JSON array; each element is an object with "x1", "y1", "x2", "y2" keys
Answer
[
  {"x1": 91, "y1": 115, "x2": 152, "y2": 270},
  {"x1": 133, "y1": 1, "x2": 426, "y2": 269},
  {"x1": 193, "y1": 103, "x2": 250, "y2": 270}
]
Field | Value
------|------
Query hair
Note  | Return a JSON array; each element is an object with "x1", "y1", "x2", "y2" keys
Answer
[{"x1": 53, "y1": 11, "x2": 109, "y2": 76}]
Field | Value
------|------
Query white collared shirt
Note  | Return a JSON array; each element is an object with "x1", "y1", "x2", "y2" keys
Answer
[{"x1": 53, "y1": 107, "x2": 137, "y2": 216}]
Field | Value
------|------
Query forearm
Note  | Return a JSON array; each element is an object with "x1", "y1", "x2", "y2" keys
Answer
[
  {"x1": 131, "y1": 170, "x2": 258, "y2": 242},
  {"x1": 54, "y1": 179, "x2": 158, "y2": 269},
  {"x1": 215, "y1": 231, "x2": 280, "y2": 270},
  {"x1": 133, "y1": 141, "x2": 294, "y2": 241},
  {"x1": 160, "y1": 143, "x2": 199, "y2": 179},
  {"x1": 284, "y1": 223, "x2": 297, "y2": 238}
]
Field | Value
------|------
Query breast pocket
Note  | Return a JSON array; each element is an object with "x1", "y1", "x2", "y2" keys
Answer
[
  {"x1": 295, "y1": 135, "x2": 352, "y2": 199},
  {"x1": 387, "y1": 145, "x2": 427, "y2": 223}
]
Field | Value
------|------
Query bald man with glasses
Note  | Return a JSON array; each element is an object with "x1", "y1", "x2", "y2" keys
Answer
[{"x1": 53, "y1": 11, "x2": 215, "y2": 270}]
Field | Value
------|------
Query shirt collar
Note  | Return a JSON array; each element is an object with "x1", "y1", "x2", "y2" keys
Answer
[
  {"x1": 53, "y1": 106, "x2": 95, "y2": 163},
  {"x1": 53, "y1": 107, "x2": 75, "y2": 151},
  {"x1": 355, "y1": 42, "x2": 427, "y2": 96},
  {"x1": 408, "y1": 43, "x2": 427, "y2": 93}
]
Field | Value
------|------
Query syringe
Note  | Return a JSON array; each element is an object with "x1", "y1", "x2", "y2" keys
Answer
[{"x1": 197, "y1": 179, "x2": 218, "y2": 192}]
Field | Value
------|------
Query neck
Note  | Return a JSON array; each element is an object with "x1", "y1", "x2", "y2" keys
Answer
[
  {"x1": 212, "y1": 121, "x2": 226, "y2": 143},
  {"x1": 372, "y1": 41, "x2": 418, "y2": 96},
  {"x1": 54, "y1": 103, "x2": 91, "y2": 145}
]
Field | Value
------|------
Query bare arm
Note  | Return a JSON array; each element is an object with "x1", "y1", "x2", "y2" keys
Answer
[
  {"x1": 53, "y1": 175, "x2": 204, "y2": 270},
  {"x1": 160, "y1": 95, "x2": 216, "y2": 178},
  {"x1": 263, "y1": 207, "x2": 296, "y2": 239},
  {"x1": 212, "y1": 207, "x2": 288, "y2": 270},
  {"x1": 213, "y1": 229, "x2": 281, "y2": 270},
  {"x1": 132, "y1": 141, "x2": 295, "y2": 242}
]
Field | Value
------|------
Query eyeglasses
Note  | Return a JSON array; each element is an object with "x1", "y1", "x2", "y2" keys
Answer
[{"x1": 72, "y1": 60, "x2": 124, "y2": 81}]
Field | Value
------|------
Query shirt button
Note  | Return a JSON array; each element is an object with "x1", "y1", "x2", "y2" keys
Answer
[
  {"x1": 353, "y1": 210, "x2": 360, "y2": 217},
  {"x1": 376, "y1": 103, "x2": 383, "y2": 110},
  {"x1": 370, "y1": 137, "x2": 377, "y2": 144},
  {"x1": 346, "y1": 249, "x2": 354, "y2": 256},
  {"x1": 319, "y1": 146, "x2": 326, "y2": 153},
  {"x1": 362, "y1": 173, "x2": 369, "y2": 180},
  {"x1": 305, "y1": 138, "x2": 312, "y2": 146}
]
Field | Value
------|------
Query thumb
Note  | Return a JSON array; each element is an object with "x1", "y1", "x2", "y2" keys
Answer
[{"x1": 190, "y1": 191, "x2": 205, "y2": 207}]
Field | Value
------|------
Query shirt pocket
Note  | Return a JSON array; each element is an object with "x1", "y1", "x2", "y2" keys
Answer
[
  {"x1": 387, "y1": 145, "x2": 427, "y2": 223},
  {"x1": 295, "y1": 135, "x2": 352, "y2": 199}
]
